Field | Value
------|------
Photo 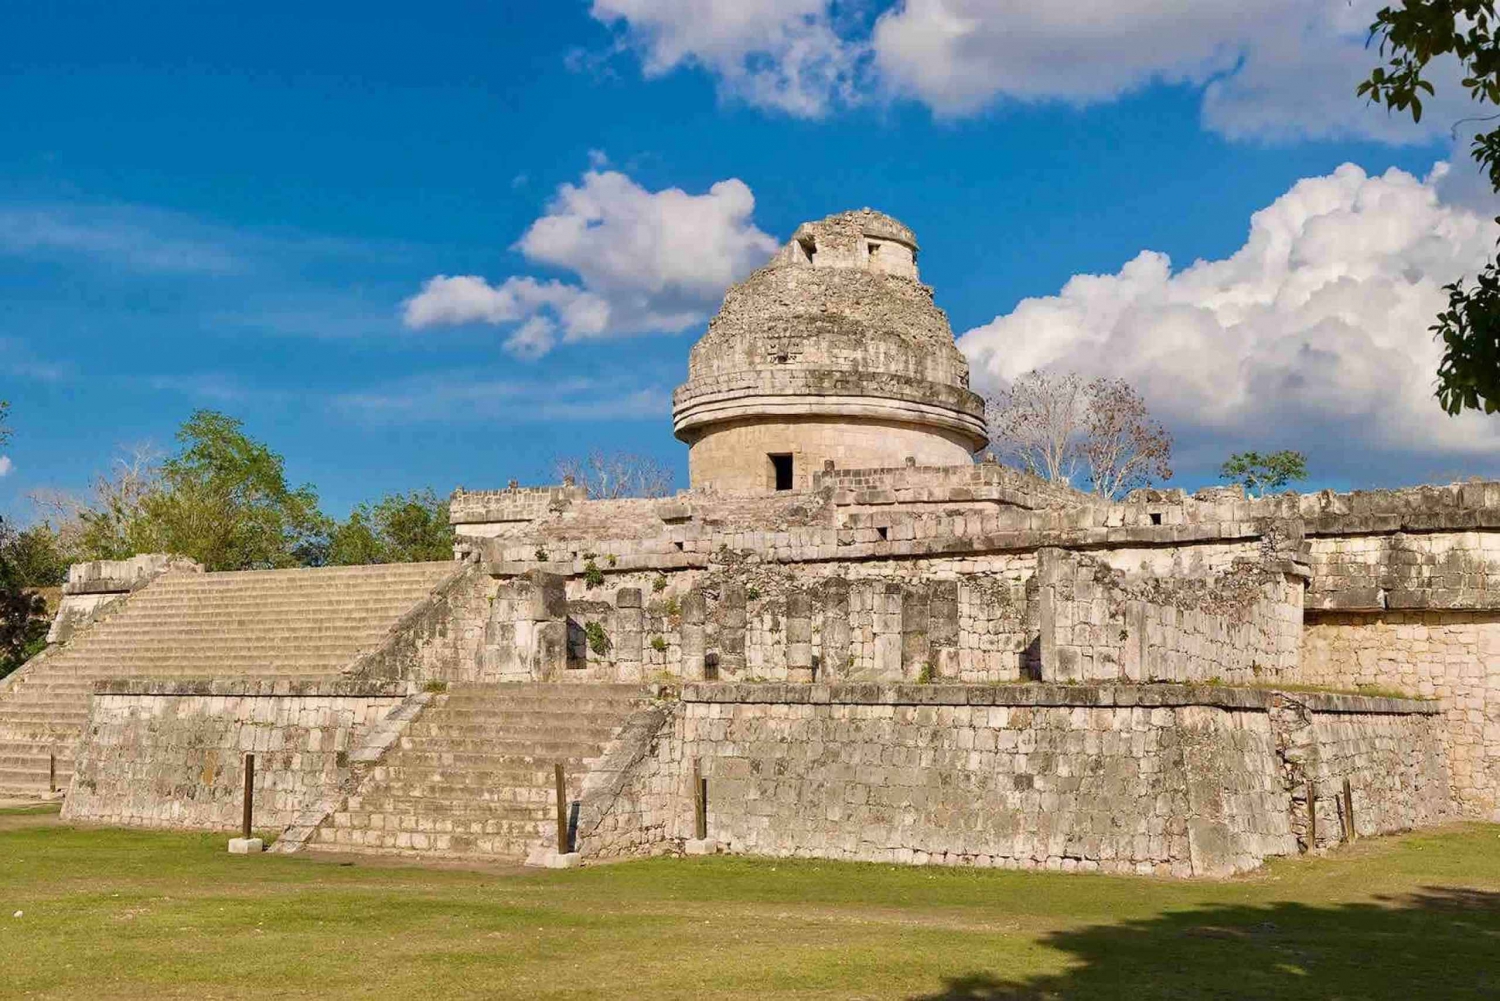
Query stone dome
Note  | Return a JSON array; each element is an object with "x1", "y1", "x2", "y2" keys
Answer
[{"x1": 673, "y1": 209, "x2": 988, "y2": 494}]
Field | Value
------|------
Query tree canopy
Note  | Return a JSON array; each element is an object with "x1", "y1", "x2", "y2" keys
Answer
[
  {"x1": 1219, "y1": 450, "x2": 1309, "y2": 497},
  {"x1": 1361, "y1": 1, "x2": 1500, "y2": 414},
  {"x1": 27, "y1": 410, "x2": 456, "y2": 576},
  {"x1": 327, "y1": 490, "x2": 454, "y2": 566},
  {"x1": 0, "y1": 401, "x2": 51, "y2": 677}
]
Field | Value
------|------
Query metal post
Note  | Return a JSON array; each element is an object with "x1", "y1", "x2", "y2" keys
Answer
[
  {"x1": 242, "y1": 753, "x2": 255, "y2": 840},
  {"x1": 1307, "y1": 781, "x2": 1317, "y2": 851},
  {"x1": 555, "y1": 762, "x2": 568, "y2": 854},
  {"x1": 1343, "y1": 778, "x2": 1356, "y2": 842},
  {"x1": 48, "y1": 751, "x2": 56, "y2": 795},
  {"x1": 693, "y1": 758, "x2": 707, "y2": 841}
]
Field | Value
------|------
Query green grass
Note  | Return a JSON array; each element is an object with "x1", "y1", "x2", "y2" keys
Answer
[{"x1": 1, "y1": 819, "x2": 1499, "y2": 999}]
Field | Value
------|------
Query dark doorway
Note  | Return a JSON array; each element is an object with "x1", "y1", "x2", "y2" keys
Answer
[{"x1": 770, "y1": 453, "x2": 794, "y2": 491}]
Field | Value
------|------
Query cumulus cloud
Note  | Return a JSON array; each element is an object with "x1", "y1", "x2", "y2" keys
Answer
[
  {"x1": 0, "y1": 456, "x2": 12, "y2": 477},
  {"x1": 589, "y1": 0, "x2": 868, "y2": 116},
  {"x1": 404, "y1": 167, "x2": 778, "y2": 358},
  {"x1": 587, "y1": 0, "x2": 1465, "y2": 142},
  {"x1": 957, "y1": 162, "x2": 1500, "y2": 484}
]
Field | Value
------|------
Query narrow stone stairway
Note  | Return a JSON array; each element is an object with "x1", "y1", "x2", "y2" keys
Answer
[{"x1": 306, "y1": 683, "x2": 650, "y2": 860}]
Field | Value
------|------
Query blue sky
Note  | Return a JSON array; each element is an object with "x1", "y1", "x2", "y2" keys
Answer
[{"x1": 3, "y1": 1, "x2": 1498, "y2": 521}]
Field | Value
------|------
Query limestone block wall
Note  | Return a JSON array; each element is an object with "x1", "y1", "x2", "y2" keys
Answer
[
  {"x1": 1037, "y1": 549, "x2": 1303, "y2": 684},
  {"x1": 1306, "y1": 530, "x2": 1500, "y2": 609},
  {"x1": 449, "y1": 484, "x2": 589, "y2": 541},
  {"x1": 578, "y1": 684, "x2": 1445, "y2": 876},
  {"x1": 1301, "y1": 610, "x2": 1500, "y2": 819},
  {"x1": 1297, "y1": 702, "x2": 1450, "y2": 846},
  {"x1": 346, "y1": 564, "x2": 494, "y2": 684},
  {"x1": 64, "y1": 680, "x2": 412, "y2": 831}
]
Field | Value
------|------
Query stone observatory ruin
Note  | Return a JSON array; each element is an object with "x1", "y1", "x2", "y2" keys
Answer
[
  {"x1": 3, "y1": 209, "x2": 1496, "y2": 877},
  {"x1": 673, "y1": 210, "x2": 988, "y2": 493}
]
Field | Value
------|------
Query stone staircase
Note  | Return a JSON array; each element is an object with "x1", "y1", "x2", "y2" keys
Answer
[
  {"x1": 306, "y1": 683, "x2": 650, "y2": 860},
  {"x1": 0, "y1": 561, "x2": 462, "y2": 798}
]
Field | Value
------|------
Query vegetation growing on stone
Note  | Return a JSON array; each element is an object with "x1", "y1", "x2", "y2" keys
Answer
[{"x1": 584, "y1": 620, "x2": 610, "y2": 655}]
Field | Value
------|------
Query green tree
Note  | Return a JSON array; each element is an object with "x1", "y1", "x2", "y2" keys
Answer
[
  {"x1": 7, "y1": 525, "x2": 68, "y2": 589},
  {"x1": 74, "y1": 412, "x2": 329, "y2": 571},
  {"x1": 141, "y1": 411, "x2": 328, "y2": 570},
  {"x1": 1219, "y1": 451, "x2": 1309, "y2": 497},
  {"x1": 1360, "y1": 2, "x2": 1500, "y2": 413},
  {"x1": 0, "y1": 403, "x2": 51, "y2": 677},
  {"x1": 327, "y1": 490, "x2": 453, "y2": 566}
]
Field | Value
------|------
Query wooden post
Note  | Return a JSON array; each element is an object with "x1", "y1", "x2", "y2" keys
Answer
[
  {"x1": 242, "y1": 753, "x2": 255, "y2": 840},
  {"x1": 1343, "y1": 778, "x2": 1356, "y2": 842},
  {"x1": 554, "y1": 762, "x2": 568, "y2": 854},
  {"x1": 1307, "y1": 781, "x2": 1317, "y2": 851},
  {"x1": 693, "y1": 758, "x2": 707, "y2": 840},
  {"x1": 48, "y1": 751, "x2": 56, "y2": 795}
]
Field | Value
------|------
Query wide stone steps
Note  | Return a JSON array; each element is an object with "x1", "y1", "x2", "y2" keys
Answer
[
  {"x1": 0, "y1": 560, "x2": 461, "y2": 798},
  {"x1": 306, "y1": 682, "x2": 650, "y2": 861},
  {"x1": 398, "y1": 726, "x2": 622, "y2": 748},
  {"x1": 386, "y1": 740, "x2": 622, "y2": 762}
]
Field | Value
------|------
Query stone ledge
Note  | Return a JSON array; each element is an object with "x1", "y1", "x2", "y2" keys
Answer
[
  {"x1": 93, "y1": 678, "x2": 418, "y2": 698},
  {"x1": 680, "y1": 682, "x2": 1440, "y2": 715}
]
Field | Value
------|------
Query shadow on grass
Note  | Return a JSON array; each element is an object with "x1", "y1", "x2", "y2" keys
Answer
[{"x1": 912, "y1": 888, "x2": 1500, "y2": 1000}]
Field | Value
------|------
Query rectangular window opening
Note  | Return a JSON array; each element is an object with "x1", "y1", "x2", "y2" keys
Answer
[
  {"x1": 868, "y1": 242, "x2": 880, "y2": 256},
  {"x1": 877, "y1": 526, "x2": 889, "y2": 541},
  {"x1": 770, "y1": 453, "x2": 794, "y2": 491},
  {"x1": 1149, "y1": 512, "x2": 1163, "y2": 526}
]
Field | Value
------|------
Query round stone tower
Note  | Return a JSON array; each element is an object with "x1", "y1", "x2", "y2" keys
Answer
[{"x1": 672, "y1": 209, "x2": 988, "y2": 493}]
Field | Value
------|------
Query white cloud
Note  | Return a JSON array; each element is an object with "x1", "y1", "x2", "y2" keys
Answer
[
  {"x1": 0, "y1": 205, "x2": 240, "y2": 274},
  {"x1": 957, "y1": 162, "x2": 1500, "y2": 484},
  {"x1": 587, "y1": 0, "x2": 1466, "y2": 142},
  {"x1": 403, "y1": 167, "x2": 778, "y2": 358},
  {"x1": 590, "y1": 0, "x2": 867, "y2": 116},
  {"x1": 0, "y1": 456, "x2": 12, "y2": 477},
  {"x1": 332, "y1": 372, "x2": 671, "y2": 423}
]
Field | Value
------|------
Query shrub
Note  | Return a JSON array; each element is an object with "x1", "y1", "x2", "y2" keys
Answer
[
  {"x1": 583, "y1": 560, "x2": 605, "y2": 589},
  {"x1": 650, "y1": 635, "x2": 668, "y2": 653},
  {"x1": 917, "y1": 662, "x2": 937, "y2": 684},
  {"x1": 652, "y1": 574, "x2": 668, "y2": 593},
  {"x1": 584, "y1": 621, "x2": 610, "y2": 656},
  {"x1": 535, "y1": 548, "x2": 550, "y2": 562}
]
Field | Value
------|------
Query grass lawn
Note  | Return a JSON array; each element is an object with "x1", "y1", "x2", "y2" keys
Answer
[{"x1": 1, "y1": 807, "x2": 1498, "y2": 1000}]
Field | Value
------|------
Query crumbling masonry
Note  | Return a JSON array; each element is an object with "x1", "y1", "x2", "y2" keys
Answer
[{"x1": 3, "y1": 210, "x2": 1494, "y2": 876}]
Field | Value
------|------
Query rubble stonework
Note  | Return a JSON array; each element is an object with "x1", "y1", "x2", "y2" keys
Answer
[{"x1": 10, "y1": 208, "x2": 1500, "y2": 873}]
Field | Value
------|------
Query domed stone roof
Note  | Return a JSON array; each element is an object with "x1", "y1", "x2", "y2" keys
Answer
[{"x1": 672, "y1": 210, "x2": 988, "y2": 492}]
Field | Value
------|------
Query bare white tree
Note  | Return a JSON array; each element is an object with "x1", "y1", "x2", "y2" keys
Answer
[
  {"x1": 985, "y1": 371, "x2": 1173, "y2": 500},
  {"x1": 984, "y1": 370, "x2": 1089, "y2": 485},
  {"x1": 553, "y1": 449, "x2": 675, "y2": 499},
  {"x1": 1081, "y1": 378, "x2": 1173, "y2": 500}
]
